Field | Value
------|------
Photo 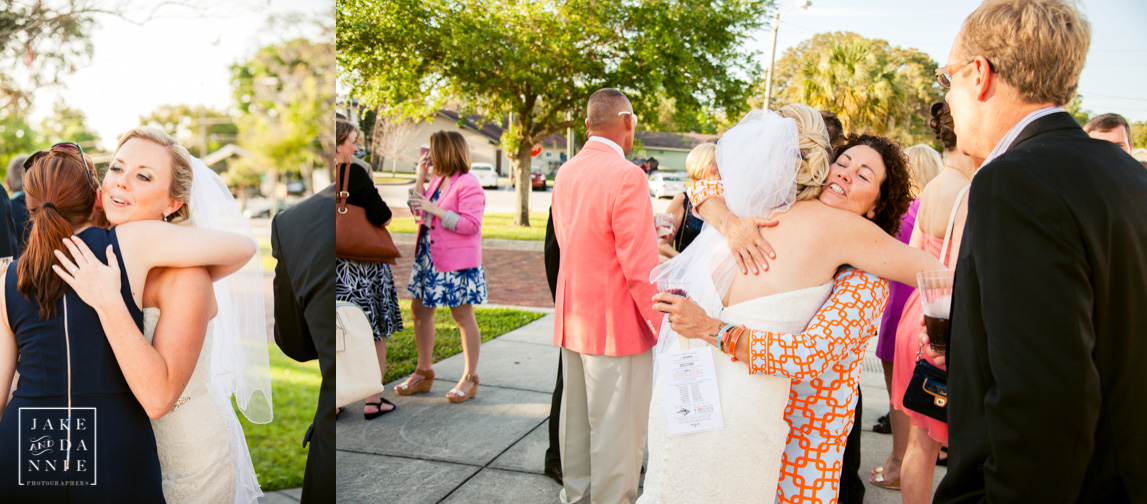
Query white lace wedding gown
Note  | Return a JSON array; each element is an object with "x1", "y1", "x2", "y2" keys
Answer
[
  {"x1": 639, "y1": 282, "x2": 832, "y2": 503},
  {"x1": 144, "y1": 308, "x2": 252, "y2": 503}
]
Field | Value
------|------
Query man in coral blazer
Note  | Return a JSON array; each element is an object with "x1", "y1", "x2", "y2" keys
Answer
[{"x1": 551, "y1": 88, "x2": 662, "y2": 504}]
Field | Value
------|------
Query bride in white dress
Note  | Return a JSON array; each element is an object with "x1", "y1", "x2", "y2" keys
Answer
[
  {"x1": 640, "y1": 106, "x2": 827, "y2": 503},
  {"x1": 55, "y1": 127, "x2": 272, "y2": 504},
  {"x1": 640, "y1": 105, "x2": 939, "y2": 503}
]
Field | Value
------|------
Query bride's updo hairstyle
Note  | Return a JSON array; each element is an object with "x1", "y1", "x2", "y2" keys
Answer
[
  {"x1": 19, "y1": 147, "x2": 100, "y2": 319},
  {"x1": 112, "y1": 126, "x2": 194, "y2": 224},
  {"x1": 777, "y1": 103, "x2": 831, "y2": 201}
]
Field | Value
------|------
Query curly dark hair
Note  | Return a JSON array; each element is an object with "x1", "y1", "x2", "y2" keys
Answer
[
  {"x1": 930, "y1": 102, "x2": 958, "y2": 152},
  {"x1": 833, "y1": 133, "x2": 912, "y2": 237}
]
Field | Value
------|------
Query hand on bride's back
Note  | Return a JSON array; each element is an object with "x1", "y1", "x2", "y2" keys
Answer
[
  {"x1": 723, "y1": 216, "x2": 778, "y2": 275},
  {"x1": 52, "y1": 238, "x2": 121, "y2": 313}
]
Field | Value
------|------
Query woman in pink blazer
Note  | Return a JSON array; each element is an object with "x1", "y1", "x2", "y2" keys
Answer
[{"x1": 395, "y1": 131, "x2": 488, "y2": 403}]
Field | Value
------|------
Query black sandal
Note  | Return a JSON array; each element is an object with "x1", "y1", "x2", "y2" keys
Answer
[{"x1": 364, "y1": 397, "x2": 396, "y2": 420}]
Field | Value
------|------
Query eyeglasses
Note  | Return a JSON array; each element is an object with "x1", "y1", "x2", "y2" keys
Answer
[
  {"x1": 23, "y1": 142, "x2": 99, "y2": 189},
  {"x1": 935, "y1": 60, "x2": 975, "y2": 89},
  {"x1": 618, "y1": 111, "x2": 639, "y2": 124}
]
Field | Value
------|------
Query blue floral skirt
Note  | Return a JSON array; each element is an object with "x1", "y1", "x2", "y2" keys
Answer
[{"x1": 407, "y1": 230, "x2": 487, "y2": 308}]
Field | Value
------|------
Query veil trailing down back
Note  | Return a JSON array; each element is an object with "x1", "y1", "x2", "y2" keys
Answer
[
  {"x1": 650, "y1": 109, "x2": 802, "y2": 353},
  {"x1": 188, "y1": 157, "x2": 272, "y2": 503},
  {"x1": 639, "y1": 110, "x2": 828, "y2": 503}
]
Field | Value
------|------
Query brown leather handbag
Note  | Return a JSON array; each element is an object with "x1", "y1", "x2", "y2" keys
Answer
[{"x1": 335, "y1": 164, "x2": 401, "y2": 264}]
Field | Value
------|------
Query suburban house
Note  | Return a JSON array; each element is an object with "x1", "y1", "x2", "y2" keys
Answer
[
  {"x1": 630, "y1": 131, "x2": 719, "y2": 173},
  {"x1": 385, "y1": 108, "x2": 573, "y2": 176}
]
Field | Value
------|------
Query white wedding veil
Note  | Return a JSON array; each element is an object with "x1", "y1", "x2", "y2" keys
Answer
[
  {"x1": 188, "y1": 156, "x2": 270, "y2": 502},
  {"x1": 650, "y1": 110, "x2": 802, "y2": 357}
]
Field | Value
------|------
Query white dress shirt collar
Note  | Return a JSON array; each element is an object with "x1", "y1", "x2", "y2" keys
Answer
[
  {"x1": 587, "y1": 136, "x2": 625, "y2": 159},
  {"x1": 983, "y1": 106, "x2": 1065, "y2": 165}
]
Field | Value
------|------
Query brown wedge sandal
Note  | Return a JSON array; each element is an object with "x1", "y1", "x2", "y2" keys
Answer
[
  {"x1": 447, "y1": 374, "x2": 479, "y2": 404},
  {"x1": 395, "y1": 368, "x2": 435, "y2": 396}
]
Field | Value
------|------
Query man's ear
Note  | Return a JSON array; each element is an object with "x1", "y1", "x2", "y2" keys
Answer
[{"x1": 973, "y1": 56, "x2": 994, "y2": 103}]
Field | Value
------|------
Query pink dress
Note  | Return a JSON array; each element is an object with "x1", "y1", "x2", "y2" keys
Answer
[{"x1": 890, "y1": 233, "x2": 949, "y2": 444}]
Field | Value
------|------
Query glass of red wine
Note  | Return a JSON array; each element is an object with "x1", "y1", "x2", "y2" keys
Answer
[
  {"x1": 916, "y1": 269, "x2": 954, "y2": 354},
  {"x1": 656, "y1": 279, "x2": 688, "y2": 299}
]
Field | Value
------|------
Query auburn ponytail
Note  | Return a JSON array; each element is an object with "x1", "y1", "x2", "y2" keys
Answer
[{"x1": 18, "y1": 150, "x2": 99, "y2": 319}]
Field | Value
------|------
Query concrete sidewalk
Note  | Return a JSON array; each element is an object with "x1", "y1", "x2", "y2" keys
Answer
[{"x1": 336, "y1": 314, "x2": 945, "y2": 503}]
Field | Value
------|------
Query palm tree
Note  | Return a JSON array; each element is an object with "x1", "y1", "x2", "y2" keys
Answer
[{"x1": 783, "y1": 39, "x2": 903, "y2": 135}]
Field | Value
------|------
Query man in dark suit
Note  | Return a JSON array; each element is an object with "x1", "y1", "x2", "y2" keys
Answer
[
  {"x1": 933, "y1": 1, "x2": 1147, "y2": 502},
  {"x1": 271, "y1": 183, "x2": 335, "y2": 503},
  {"x1": 6, "y1": 155, "x2": 28, "y2": 258},
  {"x1": 543, "y1": 209, "x2": 562, "y2": 485}
]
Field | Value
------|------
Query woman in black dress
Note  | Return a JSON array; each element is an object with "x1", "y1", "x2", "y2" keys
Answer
[
  {"x1": 0, "y1": 144, "x2": 256, "y2": 502},
  {"x1": 334, "y1": 120, "x2": 403, "y2": 419}
]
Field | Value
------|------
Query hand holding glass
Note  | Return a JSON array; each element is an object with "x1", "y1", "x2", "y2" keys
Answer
[{"x1": 916, "y1": 269, "x2": 954, "y2": 354}]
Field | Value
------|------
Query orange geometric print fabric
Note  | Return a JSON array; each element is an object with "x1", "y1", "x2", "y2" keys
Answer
[{"x1": 747, "y1": 268, "x2": 889, "y2": 504}]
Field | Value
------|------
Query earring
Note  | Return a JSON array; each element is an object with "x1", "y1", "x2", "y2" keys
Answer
[{"x1": 163, "y1": 213, "x2": 170, "y2": 222}]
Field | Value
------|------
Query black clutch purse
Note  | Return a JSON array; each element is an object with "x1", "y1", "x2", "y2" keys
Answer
[{"x1": 902, "y1": 357, "x2": 948, "y2": 423}]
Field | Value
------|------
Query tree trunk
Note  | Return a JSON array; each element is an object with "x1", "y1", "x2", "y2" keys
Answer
[{"x1": 512, "y1": 141, "x2": 532, "y2": 226}]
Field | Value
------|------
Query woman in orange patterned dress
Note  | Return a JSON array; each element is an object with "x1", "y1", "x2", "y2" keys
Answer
[{"x1": 651, "y1": 131, "x2": 943, "y2": 503}]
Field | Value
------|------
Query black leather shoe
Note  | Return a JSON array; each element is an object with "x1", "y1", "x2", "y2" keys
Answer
[
  {"x1": 544, "y1": 465, "x2": 563, "y2": 485},
  {"x1": 873, "y1": 413, "x2": 891, "y2": 434}
]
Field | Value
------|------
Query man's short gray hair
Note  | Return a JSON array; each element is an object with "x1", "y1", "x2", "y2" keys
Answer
[
  {"x1": 7, "y1": 154, "x2": 28, "y2": 192},
  {"x1": 586, "y1": 88, "x2": 631, "y2": 131}
]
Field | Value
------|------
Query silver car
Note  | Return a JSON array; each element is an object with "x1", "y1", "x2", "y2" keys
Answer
[
  {"x1": 470, "y1": 163, "x2": 499, "y2": 189},
  {"x1": 648, "y1": 171, "x2": 686, "y2": 199}
]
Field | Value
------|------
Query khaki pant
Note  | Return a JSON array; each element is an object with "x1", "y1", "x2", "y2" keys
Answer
[{"x1": 559, "y1": 347, "x2": 653, "y2": 504}]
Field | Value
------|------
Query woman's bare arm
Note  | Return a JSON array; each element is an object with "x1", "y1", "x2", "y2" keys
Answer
[
  {"x1": 53, "y1": 239, "x2": 212, "y2": 419},
  {"x1": 114, "y1": 220, "x2": 257, "y2": 301},
  {"x1": 826, "y1": 209, "x2": 944, "y2": 285},
  {"x1": 692, "y1": 192, "x2": 777, "y2": 274}
]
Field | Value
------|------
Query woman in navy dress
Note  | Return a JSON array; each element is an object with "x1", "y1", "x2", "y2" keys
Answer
[{"x1": 0, "y1": 144, "x2": 256, "y2": 502}]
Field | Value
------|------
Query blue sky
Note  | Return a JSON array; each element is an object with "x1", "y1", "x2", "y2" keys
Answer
[{"x1": 754, "y1": 0, "x2": 1147, "y2": 121}]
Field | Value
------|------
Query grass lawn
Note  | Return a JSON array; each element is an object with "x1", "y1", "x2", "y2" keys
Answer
[
  {"x1": 386, "y1": 212, "x2": 548, "y2": 241},
  {"x1": 384, "y1": 299, "x2": 546, "y2": 384},
  {"x1": 373, "y1": 173, "x2": 417, "y2": 185},
  {"x1": 258, "y1": 239, "x2": 276, "y2": 272},
  {"x1": 235, "y1": 343, "x2": 320, "y2": 492}
]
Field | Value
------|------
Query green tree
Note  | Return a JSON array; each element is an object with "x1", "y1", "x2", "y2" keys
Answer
[
  {"x1": 1066, "y1": 93, "x2": 1090, "y2": 127},
  {"x1": 1132, "y1": 121, "x2": 1147, "y2": 152},
  {"x1": 0, "y1": 116, "x2": 36, "y2": 182},
  {"x1": 232, "y1": 20, "x2": 334, "y2": 205},
  {"x1": 139, "y1": 104, "x2": 238, "y2": 165},
  {"x1": 36, "y1": 100, "x2": 100, "y2": 152},
  {"x1": 0, "y1": 1, "x2": 101, "y2": 115},
  {"x1": 338, "y1": 0, "x2": 772, "y2": 226},
  {"x1": 763, "y1": 31, "x2": 942, "y2": 146}
]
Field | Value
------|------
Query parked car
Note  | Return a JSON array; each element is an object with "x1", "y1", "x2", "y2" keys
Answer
[
  {"x1": 648, "y1": 171, "x2": 686, "y2": 199},
  {"x1": 512, "y1": 167, "x2": 548, "y2": 191},
  {"x1": 470, "y1": 163, "x2": 499, "y2": 188},
  {"x1": 242, "y1": 199, "x2": 296, "y2": 219}
]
